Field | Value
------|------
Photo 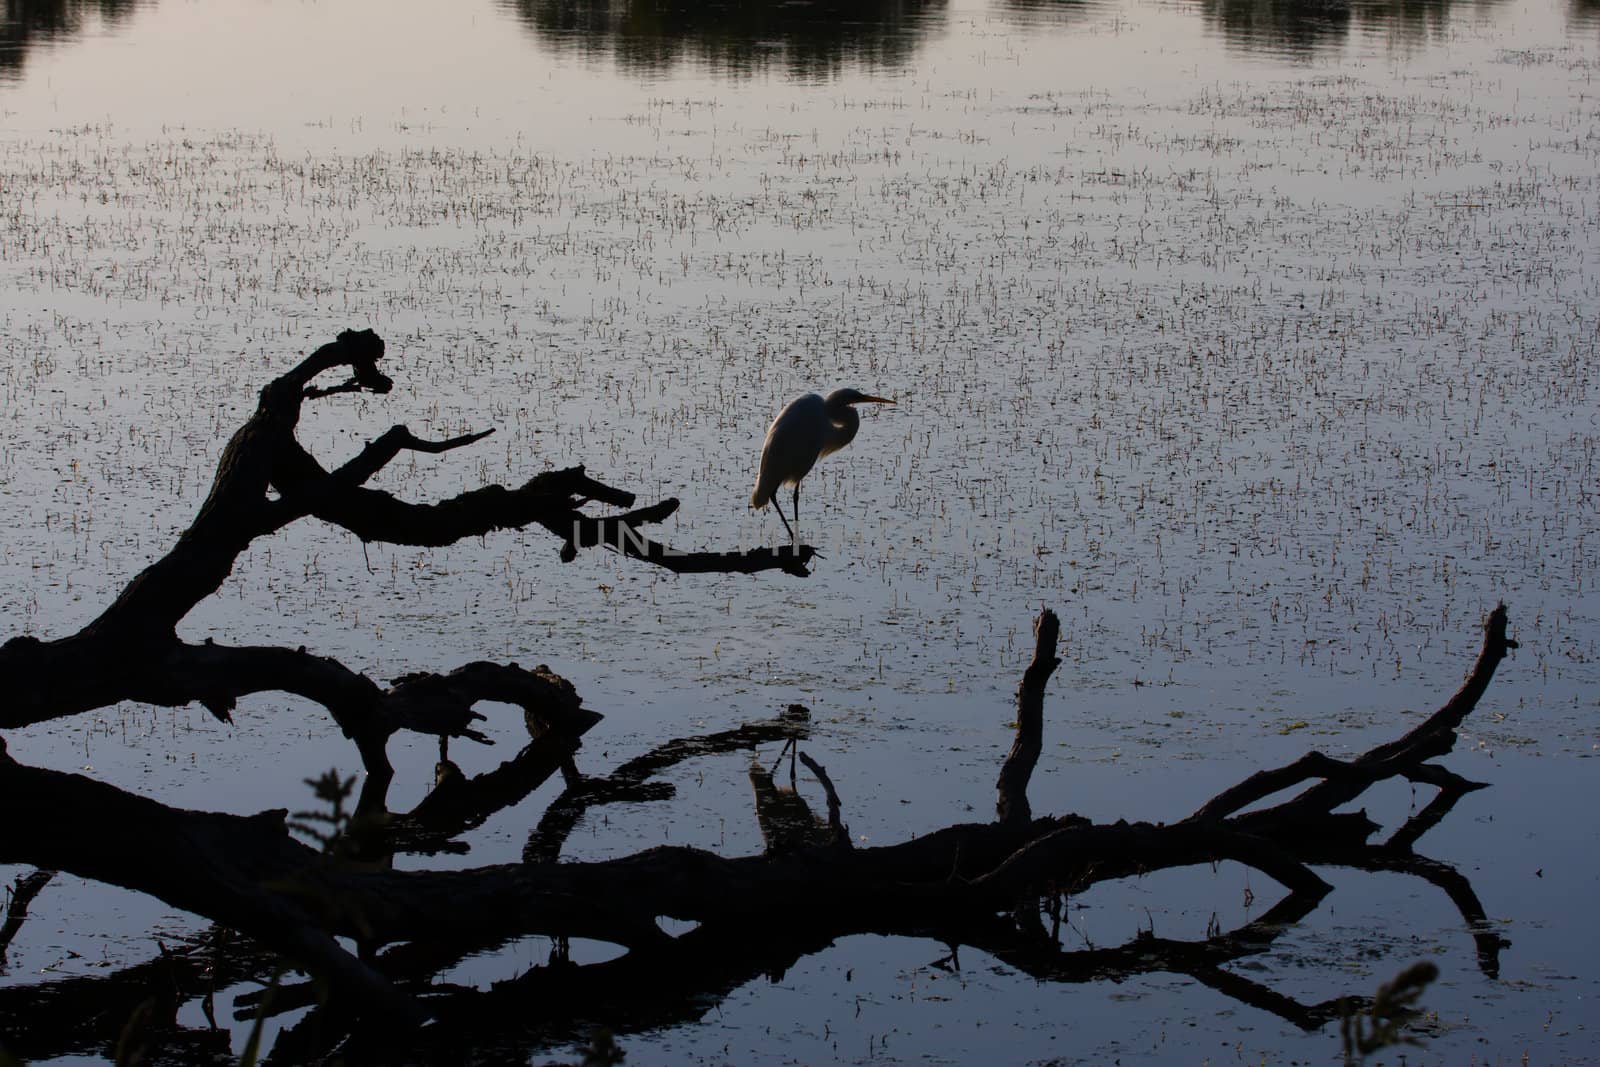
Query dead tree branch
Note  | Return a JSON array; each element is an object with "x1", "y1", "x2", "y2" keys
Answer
[
  {"x1": 997, "y1": 608, "x2": 1060, "y2": 824},
  {"x1": 0, "y1": 605, "x2": 1515, "y2": 1037},
  {"x1": 0, "y1": 869, "x2": 54, "y2": 966},
  {"x1": 1193, "y1": 604, "x2": 1515, "y2": 828},
  {"x1": 0, "y1": 330, "x2": 1523, "y2": 1059},
  {"x1": 0, "y1": 330, "x2": 817, "y2": 783}
]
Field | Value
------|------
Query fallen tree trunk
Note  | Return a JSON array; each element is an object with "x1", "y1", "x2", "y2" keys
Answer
[
  {"x1": 0, "y1": 334, "x2": 1520, "y2": 1062},
  {"x1": 0, "y1": 605, "x2": 1516, "y2": 1049}
]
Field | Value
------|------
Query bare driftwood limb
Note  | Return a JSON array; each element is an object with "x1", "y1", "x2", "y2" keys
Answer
[
  {"x1": 278, "y1": 863, "x2": 1343, "y2": 1061},
  {"x1": 385, "y1": 732, "x2": 590, "y2": 856},
  {"x1": 0, "y1": 332, "x2": 1522, "y2": 1059},
  {"x1": 0, "y1": 926, "x2": 271, "y2": 1063},
  {"x1": 796, "y1": 751, "x2": 849, "y2": 847},
  {"x1": 1332, "y1": 849, "x2": 1509, "y2": 977},
  {"x1": 1192, "y1": 604, "x2": 1515, "y2": 828},
  {"x1": 997, "y1": 608, "x2": 1060, "y2": 825},
  {"x1": 525, "y1": 704, "x2": 813, "y2": 863},
  {"x1": 977, "y1": 889, "x2": 1348, "y2": 1029},
  {"x1": 0, "y1": 604, "x2": 1514, "y2": 1051},
  {"x1": 749, "y1": 748, "x2": 853, "y2": 855},
  {"x1": 0, "y1": 868, "x2": 54, "y2": 966},
  {"x1": 0, "y1": 330, "x2": 817, "y2": 780}
]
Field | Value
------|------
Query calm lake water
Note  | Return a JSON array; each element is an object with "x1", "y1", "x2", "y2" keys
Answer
[{"x1": 2, "y1": 0, "x2": 1598, "y2": 1062}]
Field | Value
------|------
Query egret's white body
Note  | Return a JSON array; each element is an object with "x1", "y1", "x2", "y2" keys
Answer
[{"x1": 750, "y1": 388, "x2": 894, "y2": 541}]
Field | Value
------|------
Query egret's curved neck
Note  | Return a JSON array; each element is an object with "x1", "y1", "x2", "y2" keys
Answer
[{"x1": 821, "y1": 402, "x2": 861, "y2": 457}]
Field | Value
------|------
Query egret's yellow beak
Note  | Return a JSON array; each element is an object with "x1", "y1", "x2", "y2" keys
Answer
[{"x1": 857, "y1": 395, "x2": 895, "y2": 404}]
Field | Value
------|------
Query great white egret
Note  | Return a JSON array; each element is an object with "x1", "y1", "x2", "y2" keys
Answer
[{"x1": 750, "y1": 388, "x2": 895, "y2": 542}]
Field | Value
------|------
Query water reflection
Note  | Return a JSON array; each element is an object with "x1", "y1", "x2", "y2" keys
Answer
[
  {"x1": 497, "y1": 0, "x2": 947, "y2": 79},
  {"x1": 1194, "y1": 0, "x2": 1503, "y2": 59},
  {"x1": 0, "y1": 0, "x2": 140, "y2": 78},
  {"x1": 997, "y1": 0, "x2": 1099, "y2": 26},
  {"x1": 1571, "y1": 0, "x2": 1600, "y2": 26}
]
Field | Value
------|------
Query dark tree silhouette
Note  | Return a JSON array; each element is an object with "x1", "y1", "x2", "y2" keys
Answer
[
  {"x1": 0, "y1": 0, "x2": 143, "y2": 80},
  {"x1": 1195, "y1": 0, "x2": 1505, "y2": 58},
  {"x1": 500, "y1": 0, "x2": 948, "y2": 80},
  {"x1": 0, "y1": 331, "x2": 1516, "y2": 1063}
]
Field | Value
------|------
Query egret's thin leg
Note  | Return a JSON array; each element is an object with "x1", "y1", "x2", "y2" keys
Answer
[
  {"x1": 793, "y1": 484, "x2": 801, "y2": 531},
  {"x1": 771, "y1": 496, "x2": 796, "y2": 543}
]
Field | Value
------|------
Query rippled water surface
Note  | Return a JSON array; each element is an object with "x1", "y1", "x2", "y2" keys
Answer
[{"x1": 2, "y1": 0, "x2": 1598, "y2": 1062}]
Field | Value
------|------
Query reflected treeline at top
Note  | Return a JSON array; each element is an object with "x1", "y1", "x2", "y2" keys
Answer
[
  {"x1": 0, "y1": 0, "x2": 142, "y2": 80},
  {"x1": 1571, "y1": 0, "x2": 1600, "y2": 27},
  {"x1": 1195, "y1": 0, "x2": 1505, "y2": 59},
  {"x1": 499, "y1": 0, "x2": 947, "y2": 79},
  {"x1": 998, "y1": 0, "x2": 1100, "y2": 28}
]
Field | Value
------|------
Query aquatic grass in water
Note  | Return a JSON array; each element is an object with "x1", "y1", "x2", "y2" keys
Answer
[{"x1": 0, "y1": 0, "x2": 1597, "y2": 1062}]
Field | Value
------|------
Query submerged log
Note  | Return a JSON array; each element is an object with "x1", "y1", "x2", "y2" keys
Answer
[{"x1": 0, "y1": 604, "x2": 1516, "y2": 1046}]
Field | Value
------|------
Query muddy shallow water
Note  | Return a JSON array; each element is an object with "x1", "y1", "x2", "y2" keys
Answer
[{"x1": 1, "y1": 0, "x2": 1598, "y2": 1062}]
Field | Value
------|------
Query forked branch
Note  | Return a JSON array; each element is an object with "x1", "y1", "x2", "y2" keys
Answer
[
  {"x1": 0, "y1": 606, "x2": 1516, "y2": 1044},
  {"x1": 0, "y1": 330, "x2": 818, "y2": 766}
]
